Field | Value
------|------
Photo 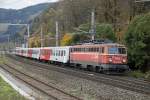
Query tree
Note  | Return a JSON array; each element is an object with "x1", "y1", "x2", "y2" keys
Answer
[
  {"x1": 29, "y1": 36, "x2": 41, "y2": 48},
  {"x1": 96, "y1": 23, "x2": 116, "y2": 41},
  {"x1": 72, "y1": 33, "x2": 90, "y2": 44},
  {"x1": 61, "y1": 33, "x2": 73, "y2": 46},
  {"x1": 125, "y1": 13, "x2": 150, "y2": 72},
  {"x1": 77, "y1": 23, "x2": 116, "y2": 41}
]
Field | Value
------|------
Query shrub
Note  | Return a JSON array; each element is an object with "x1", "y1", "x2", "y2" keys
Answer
[{"x1": 125, "y1": 13, "x2": 150, "y2": 72}]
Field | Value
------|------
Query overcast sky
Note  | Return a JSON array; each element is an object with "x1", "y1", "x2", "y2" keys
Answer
[{"x1": 0, "y1": 0, "x2": 58, "y2": 9}]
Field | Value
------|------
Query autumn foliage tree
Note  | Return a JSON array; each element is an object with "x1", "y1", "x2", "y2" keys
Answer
[
  {"x1": 29, "y1": 36, "x2": 41, "y2": 47},
  {"x1": 61, "y1": 33, "x2": 73, "y2": 46}
]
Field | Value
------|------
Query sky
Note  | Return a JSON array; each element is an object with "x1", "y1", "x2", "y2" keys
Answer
[{"x1": 0, "y1": 0, "x2": 58, "y2": 9}]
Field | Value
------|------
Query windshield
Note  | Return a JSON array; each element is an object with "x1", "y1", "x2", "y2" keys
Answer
[{"x1": 108, "y1": 47, "x2": 126, "y2": 54}]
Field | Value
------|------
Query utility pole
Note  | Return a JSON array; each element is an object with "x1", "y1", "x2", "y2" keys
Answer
[
  {"x1": 90, "y1": 9, "x2": 96, "y2": 40},
  {"x1": 55, "y1": 21, "x2": 59, "y2": 47},
  {"x1": 40, "y1": 26, "x2": 44, "y2": 47},
  {"x1": 27, "y1": 24, "x2": 30, "y2": 48},
  {"x1": 7, "y1": 35, "x2": 10, "y2": 52}
]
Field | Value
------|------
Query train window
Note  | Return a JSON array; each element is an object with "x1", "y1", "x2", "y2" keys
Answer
[
  {"x1": 64, "y1": 51, "x2": 66, "y2": 56},
  {"x1": 82, "y1": 48, "x2": 85, "y2": 52},
  {"x1": 54, "y1": 51, "x2": 55, "y2": 56},
  {"x1": 108, "y1": 47, "x2": 118, "y2": 54},
  {"x1": 61, "y1": 51, "x2": 63, "y2": 56},
  {"x1": 108, "y1": 47, "x2": 126, "y2": 54},
  {"x1": 54, "y1": 51, "x2": 56, "y2": 56},
  {"x1": 71, "y1": 48, "x2": 72, "y2": 52},
  {"x1": 58, "y1": 51, "x2": 60, "y2": 56},
  {"x1": 87, "y1": 48, "x2": 89, "y2": 52},
  {"x1": 102, "y1": 47, "x2": 104, "y2": 53},
  {"x1": 91, "y1": 48, "x2": 93, "y2": 52},
  {"x1": 75, "y1": 48, "x2": 77, "y2": 52},
  {"x1": 93, "y1": 48, "x2": 95, "y2": 52},
  {"x1": 89, "y1": 48, "x2": 91, "y2": 52},
  {"x1": 99, "y1": 47, "x2": 104, "y2": 53},
  {"x1": 56, "y1": 51, "x2": 57, "y2": 56},
  {"x1": 96, "y1": 48, "x2": 99, "y2": 52},
  {"x1": 58, "y1": 51, "x2": 59, "y2": 56},
  {"x1": 59, "y1": 51, "x2": 61, "y2": 56},
  {"x1": 57, "y1": 51, "x2": 59, "y2": 56},
  {"x1": 93, "y1": 48, "x2": 96, "y2": 52},
  {"x1": 118, "y1": 48, "x2": 126, "y2": 54}
]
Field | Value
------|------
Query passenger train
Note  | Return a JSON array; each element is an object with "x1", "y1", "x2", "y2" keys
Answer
[{"x1": 15, "y1": 41, "x2": 129, "y2": 74}]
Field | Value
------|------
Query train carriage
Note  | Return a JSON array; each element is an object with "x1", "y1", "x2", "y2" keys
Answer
[
  {"x1": 50, "y1": 46, "x2": 70, "y2": 63},
  {"x1": 40, "y1": 47, "x2": 52, "y2": 61}
]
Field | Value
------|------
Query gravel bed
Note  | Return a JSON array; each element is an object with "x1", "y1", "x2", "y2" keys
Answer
[{"x1": 7, "y1": 58, "x2": 150, "y2": 100}]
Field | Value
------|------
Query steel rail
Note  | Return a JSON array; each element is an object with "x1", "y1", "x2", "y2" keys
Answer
[{"x1": 0, "y1": 63, "x2": 82, "y2": 100}]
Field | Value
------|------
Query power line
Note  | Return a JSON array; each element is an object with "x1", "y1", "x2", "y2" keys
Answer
[{"x1": 135, "y1": 0, "x2": 150, "y2": 3}]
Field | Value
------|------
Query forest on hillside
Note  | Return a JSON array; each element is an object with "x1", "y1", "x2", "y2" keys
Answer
[
  {"x1": 25, "y1": 0, "x2": 150, "y2": 73},
  {"x1": 29, "y1": 0, "x2": 149, "y2": 46}
]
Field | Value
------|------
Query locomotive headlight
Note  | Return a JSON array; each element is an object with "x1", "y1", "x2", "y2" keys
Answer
[
  {"x1": 109, "y1": 58, "x2": 112, "y2": 62},
  {"x1": 123, "y1": 59, "x2": 126, "y2": 63}
]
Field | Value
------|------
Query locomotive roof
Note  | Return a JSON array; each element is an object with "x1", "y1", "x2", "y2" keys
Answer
[{"x1": 72, "y1": 43, "x2": 126, "y2": 47}]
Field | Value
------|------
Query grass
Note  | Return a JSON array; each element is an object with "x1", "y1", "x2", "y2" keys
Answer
[
  {"x1": 127, "y1": 70, "x2": 146, "y2": 78},
  {"x1": 145, "y1": 71, "x2": 150, "y2": 80},
  {"x1": 127, "y1": 70, "x2": 150, "y2": 81},
  {"x1": 0, "y1": 76, "x2": 27, "y2": 100},
  {"x1": 0, "y1": 55, "x2": 6, "y2": 64},
  {"x1": 0, "y1": 54, "x2": 27, "y2": 100}
]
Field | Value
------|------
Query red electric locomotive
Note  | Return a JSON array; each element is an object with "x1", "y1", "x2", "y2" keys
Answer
[{"x1": 70, "y1": 41, "x2": 129, "y2": 74}]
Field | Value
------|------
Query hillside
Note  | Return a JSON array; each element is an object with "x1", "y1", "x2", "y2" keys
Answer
[
  {"x1": 0, "y1": 3, "x2": 56, "y2": 40},
  {"x1": 0, "y1": 3, "x2": 50, "y2": 24}
]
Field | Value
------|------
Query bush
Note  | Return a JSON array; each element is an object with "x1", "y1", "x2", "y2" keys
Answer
[
  {"x1": 145, "y1": 71, "x2": 150, "y2": 80},
  {"x1": 125, "y1": 13, "x2": 150, "y2": 72},
  {"x1": 128, "y1": 71, "x2": 145, "y2": 78}
]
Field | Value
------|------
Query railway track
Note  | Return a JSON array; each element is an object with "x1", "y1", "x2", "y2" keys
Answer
[
  {"x1": 7, "y1": 54, "x2": 150, "y2": 95},
  {"x1": 0, "y1": 63, "x2": 82, "y2": 100}
]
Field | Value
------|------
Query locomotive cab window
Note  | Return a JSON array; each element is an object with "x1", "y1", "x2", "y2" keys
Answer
[
  {"x1": 118, "y1": 48, "x2": 126, "y2": 54},
  {"x1": 108, "y1": 47, "x2": 118, "y2": 54},
  {"x1": 108, "y1": 47, "x2": 126, "y2": 54}
]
